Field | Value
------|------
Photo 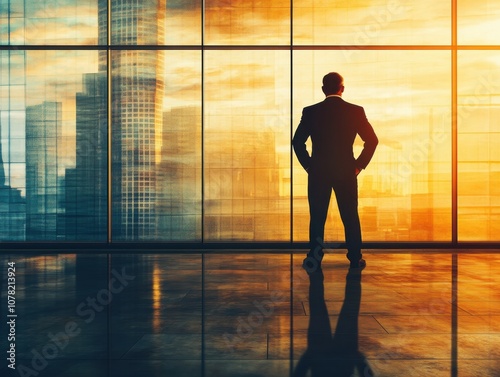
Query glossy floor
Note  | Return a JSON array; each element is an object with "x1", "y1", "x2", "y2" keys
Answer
[{"x1": 1, "y1": 250, "x2": 499, "y2": 377}]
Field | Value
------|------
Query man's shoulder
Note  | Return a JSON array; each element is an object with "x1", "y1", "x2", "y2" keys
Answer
[
  {"x1": 303, "y1": 99, "x2": 335, "y2": 113},
  {"x1": 340, "y1": 99, "x2": 364, "y2": 110},
  {"x1": 303, "y1": 101, "x2": 324, "y2": 110},
  {"x1": 303, "y1": 98, "x2": 364, "y2": 113}
]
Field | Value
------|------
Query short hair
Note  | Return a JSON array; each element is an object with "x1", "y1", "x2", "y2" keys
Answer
[{"x1": 322, "y1": 72, "x2": 344, "y2": 94}]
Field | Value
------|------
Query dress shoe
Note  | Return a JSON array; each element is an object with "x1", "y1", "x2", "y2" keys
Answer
[{"x1": 302, "y1": 247, "x2": 324, "y2": 273}]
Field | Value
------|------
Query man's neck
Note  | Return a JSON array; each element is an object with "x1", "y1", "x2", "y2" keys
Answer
[{"x1": 325, "y1": 94, "x2": 342, "y2": 99}]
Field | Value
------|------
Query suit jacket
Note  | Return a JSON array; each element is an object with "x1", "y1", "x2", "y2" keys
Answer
[{"x1": 292, "y1": 96, "x2": 378, "y2": 179}]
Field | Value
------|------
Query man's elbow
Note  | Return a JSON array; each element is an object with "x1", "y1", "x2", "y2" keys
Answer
[{"x1": 292, "y1": 138, "x2": 303, "y2": 152}]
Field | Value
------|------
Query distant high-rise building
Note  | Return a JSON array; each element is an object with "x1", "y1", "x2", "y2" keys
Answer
[
  {"x1": 99, "y1": 0, "x2": 165, "y2": 240},
  {"x1": 66, "y1": 72, "x2": 108, "y2": 240},
  {"x1": 0, "y1": 118, "x2": 26, "y2": 240},
  {"x1": 157, "y1": 106, "x2": 202, "y2": 240},
  {"x1": 25, "y1": 101, "x2": 62, "y2": 240}
]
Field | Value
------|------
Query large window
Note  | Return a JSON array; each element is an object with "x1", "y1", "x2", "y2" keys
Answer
[
  {"x1": 204, "y1": 50, "x2": 290, "y2": 241},
  {"x1": 0, "y1": 0, "x2": 498, "y2": 243},
  {"x1": 458, "y1": 51, "x2": 500, "y2": 241},
  {"x1": 292, "y1": 50, "x2": 452, "y2": 242}
]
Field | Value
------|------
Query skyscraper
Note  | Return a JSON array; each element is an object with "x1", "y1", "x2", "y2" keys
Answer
[
  {"x1": 98, "y1": 0, "x2": 166, "y2": 240},
  {"x1": 66, "y1": 72, "x2": 108, "y2": 240},
  {"x1": 25, "y1": 101, "x2": 62, "y2": 240},
  {"x1": 0, "y1": 118, "x2": 26, "y2": 241},
  {"x1": 157, "y1": 106, "x2": 202, "y2": 240}
]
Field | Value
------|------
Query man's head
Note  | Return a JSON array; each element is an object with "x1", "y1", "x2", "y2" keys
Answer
[{"x1": 322, "y1": 72, "x2": 344, "y2": 96}]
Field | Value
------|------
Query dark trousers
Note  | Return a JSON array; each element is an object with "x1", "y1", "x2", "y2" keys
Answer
[{"x1": 308, "y1": 173, "x2": 362, "y2": 262}]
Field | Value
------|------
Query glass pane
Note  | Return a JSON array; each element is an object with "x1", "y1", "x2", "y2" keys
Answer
[
  {"x1": 109, "y1": 0, "x2": 202, "y2": 46},
  {"x1": 0, "y1": 50, "x2": 105, "y2": 241},
  {"x1": 292, "y1": 50, "x2": 452, "y2": 243},
  {"x1": 109, "y1": 0, "x2": 165, "y2": 46},
  {"x1": 28, "y1": 51, "x2": 105, "y2": 241},
  {"x1": 204, "y1": 50, "x2": 291, "y2": 241},
  {"x1": 157, "y1": 51, "x2": 202, "y2": 241},
  {"x1": 458, "y1": 0, "x2": 500, "y2": 45},
  {"x1": 0, "y1": 51, "x2": 26, "y2": 243},
  {"x1": 458, "y1": 51, "x2": 500, "y2": 241},
  {"x1": 205, "y1": 0, "x2": 290, "y2": 45},
  {"x1": 111, "y1": 50, "x2": 201, "y2": 241},
  {"x1": 293, "y1": 0, "x2": 451, "y2": 45},
  {"x1": 0, "y1": 0, "x2": 98, "y2": 45},
  {"x1": 165, "y1": 0, "x2": 201, "y2": 45}
]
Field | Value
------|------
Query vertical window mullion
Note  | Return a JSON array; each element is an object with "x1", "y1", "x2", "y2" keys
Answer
[
  {"x1": 452, "y1": 0, "x2": 458, "y2": 244},
  {"x1": 107, "y1": 0, "x2": 113, "y2": 243},
  {"x1": 290, "y1": 0, "x2": 294, "y2": 244},
  {"x1": 201, "y1": 0, "x2": 206, "y2": 243}
]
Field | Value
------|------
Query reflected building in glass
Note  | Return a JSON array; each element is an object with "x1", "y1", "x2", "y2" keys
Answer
[
  {"x1": 204, "y1": 129, "x2": 286, "y2": 241},
  {"x1": 157, "y1": 106, "x2": 202, "y2": 240},
  {"x1": 25, "y1": 101, "x2": 62, "y2": 240},
  {"x1": 99, "y1": 0, "x2": 166, "y2": 240},
  {"x1": 66, "y1": 72, "x2": 108, "y2": 240},
  {"x1": 0, "y1": 119, "x2": 25, "y2": 241}
]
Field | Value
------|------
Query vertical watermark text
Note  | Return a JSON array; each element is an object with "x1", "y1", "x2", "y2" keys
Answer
[{"x1": 6, "y1": 261, "x2": 17, "y2": 371}]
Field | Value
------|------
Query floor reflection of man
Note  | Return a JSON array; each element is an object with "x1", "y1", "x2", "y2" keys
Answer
[{"x1": 293, "y1": 268, "x2": 373, "y2": 377}]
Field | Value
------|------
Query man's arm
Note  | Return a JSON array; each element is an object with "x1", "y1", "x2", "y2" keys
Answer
[
  {"x1": 355, "y1": 108, "x2": 378, "y2": 170},
  {"x1": 292, "y1": 109, "x2": 312, "y2": 172}
]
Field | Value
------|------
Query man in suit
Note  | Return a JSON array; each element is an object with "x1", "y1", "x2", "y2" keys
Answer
[{"x1": 293, "y1": 72, "x2": 378, "y2": 270}]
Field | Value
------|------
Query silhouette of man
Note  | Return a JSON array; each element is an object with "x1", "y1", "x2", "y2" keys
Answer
[{"x1": 293, "y1": 72, "x2": 378, "y2": 269}]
